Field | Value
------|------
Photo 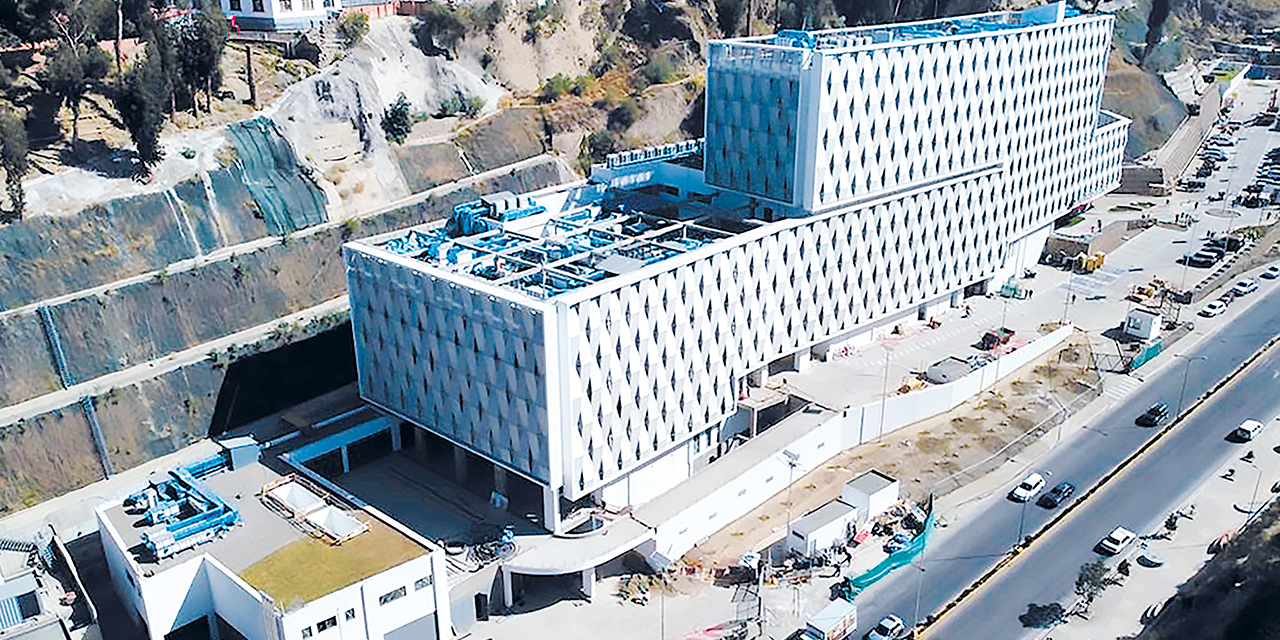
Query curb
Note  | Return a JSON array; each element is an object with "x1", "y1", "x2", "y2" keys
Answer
[{"x1": 916, "y1": 327, "x2": 1280, "y2": 638}]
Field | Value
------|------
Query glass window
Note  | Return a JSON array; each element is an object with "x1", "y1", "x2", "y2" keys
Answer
[
  {"x1": 301, "y1": 628, "x2": 313, "y2": 639},
  {"x1": 379, "y1": 586, "x2": 407, "y2": 606},
  {"x1": 317, "y1": 617, "x2": 337, "y2": 632},
  {"x1": 414, "y1": 576, "x2": 433, "y2": 591},
  {"x1": 344, "y1": 609, "x2": 356, "y2": 621},
  {"x1": 229, "y1": 0, "x2": 240, "y2": 9},
  {"x1": 251, "y1": 0, "x2": 263, "y2": 11},
  {"x1": 280, "y1": 0, "x2": 291, "y2": 9}
]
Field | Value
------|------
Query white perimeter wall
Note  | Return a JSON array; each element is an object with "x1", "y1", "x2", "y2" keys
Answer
[{"x1": 648, "y1": 324, "x2": 1073, "y2": 561}]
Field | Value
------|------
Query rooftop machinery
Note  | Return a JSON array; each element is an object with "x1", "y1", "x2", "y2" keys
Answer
[{"x1": 123, "y1": 450, "x2": 246, "y2": 561}]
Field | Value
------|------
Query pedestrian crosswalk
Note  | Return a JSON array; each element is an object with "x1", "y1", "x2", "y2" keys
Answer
[
  {"x1": 1101, "y1": 374, "x2": 1143, "y2": 401},
  {"x1": 1062, "y1": 267, "x2": 1126, "y2": 297}
]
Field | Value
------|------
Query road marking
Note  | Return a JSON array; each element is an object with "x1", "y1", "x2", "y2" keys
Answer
[{"x1": 1102, "y1": 374, "x2": 1142, "y2": 401}]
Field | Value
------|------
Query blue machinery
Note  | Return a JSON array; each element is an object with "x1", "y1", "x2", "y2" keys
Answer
[
  {"x1": 124, "y1": 453, "x2": 241, "y2": 560},
  {"x1": 377, "y1": 192, "x2": 731, "y2": 299}
]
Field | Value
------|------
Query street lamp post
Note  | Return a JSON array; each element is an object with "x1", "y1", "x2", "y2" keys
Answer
[
  {"x1": 913, "y1": 559, "x2": 927, "y2": 628},
  {"x1": 878, "y1": 346, "x2": 893, "y2": 441},
  {"x1": 1174, "y1": 354, "x2": 1208, "y2": 417},
  {"x1": 783, "y1": 449, "x2": 800, "y2": 544}
]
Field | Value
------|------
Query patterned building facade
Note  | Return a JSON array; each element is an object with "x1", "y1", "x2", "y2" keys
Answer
[{"x1": 345, "y1": 2, "x2": 1129, "y2": 527}]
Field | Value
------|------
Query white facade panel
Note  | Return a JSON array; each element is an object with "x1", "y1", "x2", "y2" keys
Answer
[
  {"x1": 346, "y1": 248, "x2": 556, "y2": 485},
  {"x1": 560, "y1": 169, "x2": 1002, "y2": 498}
]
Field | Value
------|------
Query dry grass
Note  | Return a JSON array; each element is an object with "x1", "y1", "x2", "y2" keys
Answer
[{"x1": 239, "y1": 515, "x2": 426, "y2": 610}]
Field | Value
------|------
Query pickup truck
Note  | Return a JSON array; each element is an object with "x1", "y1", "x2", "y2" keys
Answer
[{"x1": 980, "y1": 328, "x2": 1015, "y2": 350}]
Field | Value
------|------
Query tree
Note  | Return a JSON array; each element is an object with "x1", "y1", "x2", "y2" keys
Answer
[
  {"x1": 115, "y1": 45, "x2": 169, "y2": 167},
  {"x1": 41, "y1": 40, "x2": 111, "y2": 142},
  {"x1": 174, "y1": 0, "x2": 227, "y2": 114},
  {"x1": 0, "y1": 108, "x2": 28, "y2": 221},
  {"x1": 381, "y1": 93, "x2": 412, "y2": 144},
  {"x1": 1075, "y1": 559, "x2": 1122, "y2": 611},
  {"x1": 337, "y1": 12, "x2": 369, "y2": 46}
]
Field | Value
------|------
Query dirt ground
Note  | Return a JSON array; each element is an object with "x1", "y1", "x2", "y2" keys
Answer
[{"x1": 686, "y1": 330, "x2": 1101, "y2": 569}]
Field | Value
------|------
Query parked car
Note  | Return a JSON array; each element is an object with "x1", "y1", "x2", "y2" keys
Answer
[
  {"x1": 1209, "y1": 190, "x2": 1226, "y2": 201},
  {"x1": 1009, "y1": 472, "x2": 1047, "y2": 502},
  {"x1": 1201, "y1": 246, "x2": 1226, "y2": 260},
  {"x1": 1038, "y1": 482, "x2": 1076, "y2": 508},
  {"x1": 1136, "y1": 402, "x2": 1170, "y2": 427},
  {"x1": 1234, "y1": 419, "x2": 1265, "y2": 442},
  {"x1": 1232, "y1": 279, "x2": 1258, "y2": 296},
  {"x1": 1261, "y1": 265, "x2": 1280, "y2": 279},
  {"x1": 1096, "y1": 526, "x2": 1136, "y2": 555},
  {"x1": 1207, "y1": 236, "x2": 1244, "y2": 252},
  {"x1": 1186, "y1": 252, "x2": 1218, "y2": 268},
  {"x1": 1200, "y1": 300, "x2": 1228, "y2": 317},
  {"x1": 866, "y1": 615, "x2": 907, "y2": 640}
]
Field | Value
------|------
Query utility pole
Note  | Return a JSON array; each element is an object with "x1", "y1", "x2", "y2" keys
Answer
[
  {"x1": 1174, "y1": 354, "x2": 1207, "y2": 416},
  {"x1": 246, "y1": 44, "x2": 257, "y2": 108},
  {"x1": 878, "y1": 345, "x2": 893, "y2": 441},
  {"x1": 115, "y1": 0, "x2": 124, "y2": 74}
]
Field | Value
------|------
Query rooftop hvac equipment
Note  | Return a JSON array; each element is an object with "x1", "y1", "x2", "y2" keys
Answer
[{"x1": 125, "y1": 469, "x2": 240, "y2": 560}]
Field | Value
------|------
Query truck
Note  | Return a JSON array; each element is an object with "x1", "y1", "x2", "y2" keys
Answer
[
  {"x1": 803, "y1": 599, "x2": 858, "y2": 640},
  {"x1": 979, "y1": 327, "x2": 1015, "y2": 350}
]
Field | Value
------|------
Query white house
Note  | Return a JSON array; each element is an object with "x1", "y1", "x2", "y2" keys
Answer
[
  {"x1": 96, "y1": 446, "x2": 451, "y2": 640},
  {"x1": 221, "y1": 0, "x2": 340, "y2": 32}
]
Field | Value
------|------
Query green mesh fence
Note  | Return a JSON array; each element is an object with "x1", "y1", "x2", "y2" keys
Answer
[{"x1": 226, "y1": 117, "x2": 327, "y2": 235}]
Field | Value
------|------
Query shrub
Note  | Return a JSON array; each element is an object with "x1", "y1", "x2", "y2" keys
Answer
[
  {"x1": 381, "y1": 93, "x2": 413, "y2": 144},
  {"x1": 415, "y1": 4, "x2": 468, "y2": 56},
  {"x1": 541, "y1": 73, "x2": 574, "y2": 102},
  {"x1": 640, "y1": 54, "x2": 680, "y2": 86},
  {"x1": 608, "y1": 98, "x2": 641, "y2": 131},
  {"x1": 580, "y1": 130, "x2": 617, "y2": 172},
  {"x1": 437, "y1": 94, "x2": 486, "y2": 118},
  {"x1": 337, "y1": 12, "x2": 369, "y2": 45}
]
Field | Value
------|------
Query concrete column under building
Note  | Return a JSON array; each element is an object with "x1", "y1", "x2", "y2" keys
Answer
[
  {"x1": 502, "y1": 566, "x2": 514, "y2": 609},
  {"x1": 207, "y1": 613, "x2": 220, "y2": 640},
  {"x1": 454, "y1": 448, "x2": 469, "y2": 484},
  {"x1": 494, "y1": 467, "x2": 508, "y2": 500},
  {"x1": 581, "y1": 566, "x2": 596, "y2": 600},
  {"x1": 544, "y1": 485, "x2": 562, "y2": 534},
  {"x1": 747, "y1": 367, "x2": 767, "y2": 387},
  {"x1": 340, "y1": 447, "x2": 350, "y2": 474},
  {"x1": 794, "y1": 349, "x2": 812, "y2": 373}
]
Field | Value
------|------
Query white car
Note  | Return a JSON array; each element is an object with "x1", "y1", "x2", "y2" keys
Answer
[
  {"x1": 867, "y1": 614, "x2": 906, "y2": 640},
  {"x1": 1097, "y1": 526, "x2": 1136, "y2": 555},
  {"x1": 1262, "y1": 265, "x2": 1280, "y2": 280},
  {"x1": 1200, "y1": 300, "x2": 1228, "y2": 317},
  {"x1": 1009, "y1": 472, "x2": 1047, "y2": 502},
  {"x1": 1232, "y1": 279, "x2": 1258, "y2": 296}
]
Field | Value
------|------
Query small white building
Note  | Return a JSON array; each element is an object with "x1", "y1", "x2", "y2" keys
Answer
[
  {"x1": 97, "y1": 450, "x2": 451, "y2": 640},
  {"x1": 221, "y1": 0, "x2": 340, "y2": 32},
  {"x1": 1123, "y1": 307, "x2": 1162, "y2": 341},
  {"x1": 842, "y1": 471, "x2": 899, "y2": 523},
  {"x1": 787, "y1": 500, "x2": 857, "y2": 556}
]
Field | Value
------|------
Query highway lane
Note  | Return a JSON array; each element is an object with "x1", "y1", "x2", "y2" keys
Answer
[
  {"x1": 925, "y1": 321, "x2": 1280, "y2": 639},
  {"x1": 850, "y1": 281, "x2": 1280, "y2": 636}
]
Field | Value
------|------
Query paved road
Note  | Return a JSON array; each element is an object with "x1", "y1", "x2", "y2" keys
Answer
[
  {"x1": 851, "y1": 280, "x2": 1280, "y2": 636},
  {"x1": 925, "y1": 302, "x2": 1280, "y2": 639}
]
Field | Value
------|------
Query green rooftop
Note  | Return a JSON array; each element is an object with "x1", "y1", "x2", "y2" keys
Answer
[{"x1": 239, "y1": 515, "x2": 427, "y2": 610}]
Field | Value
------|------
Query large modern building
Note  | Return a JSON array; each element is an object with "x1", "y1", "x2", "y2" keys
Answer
[{"x1": 344, "y1": 1, "x2": 1127, "y2": 542}]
